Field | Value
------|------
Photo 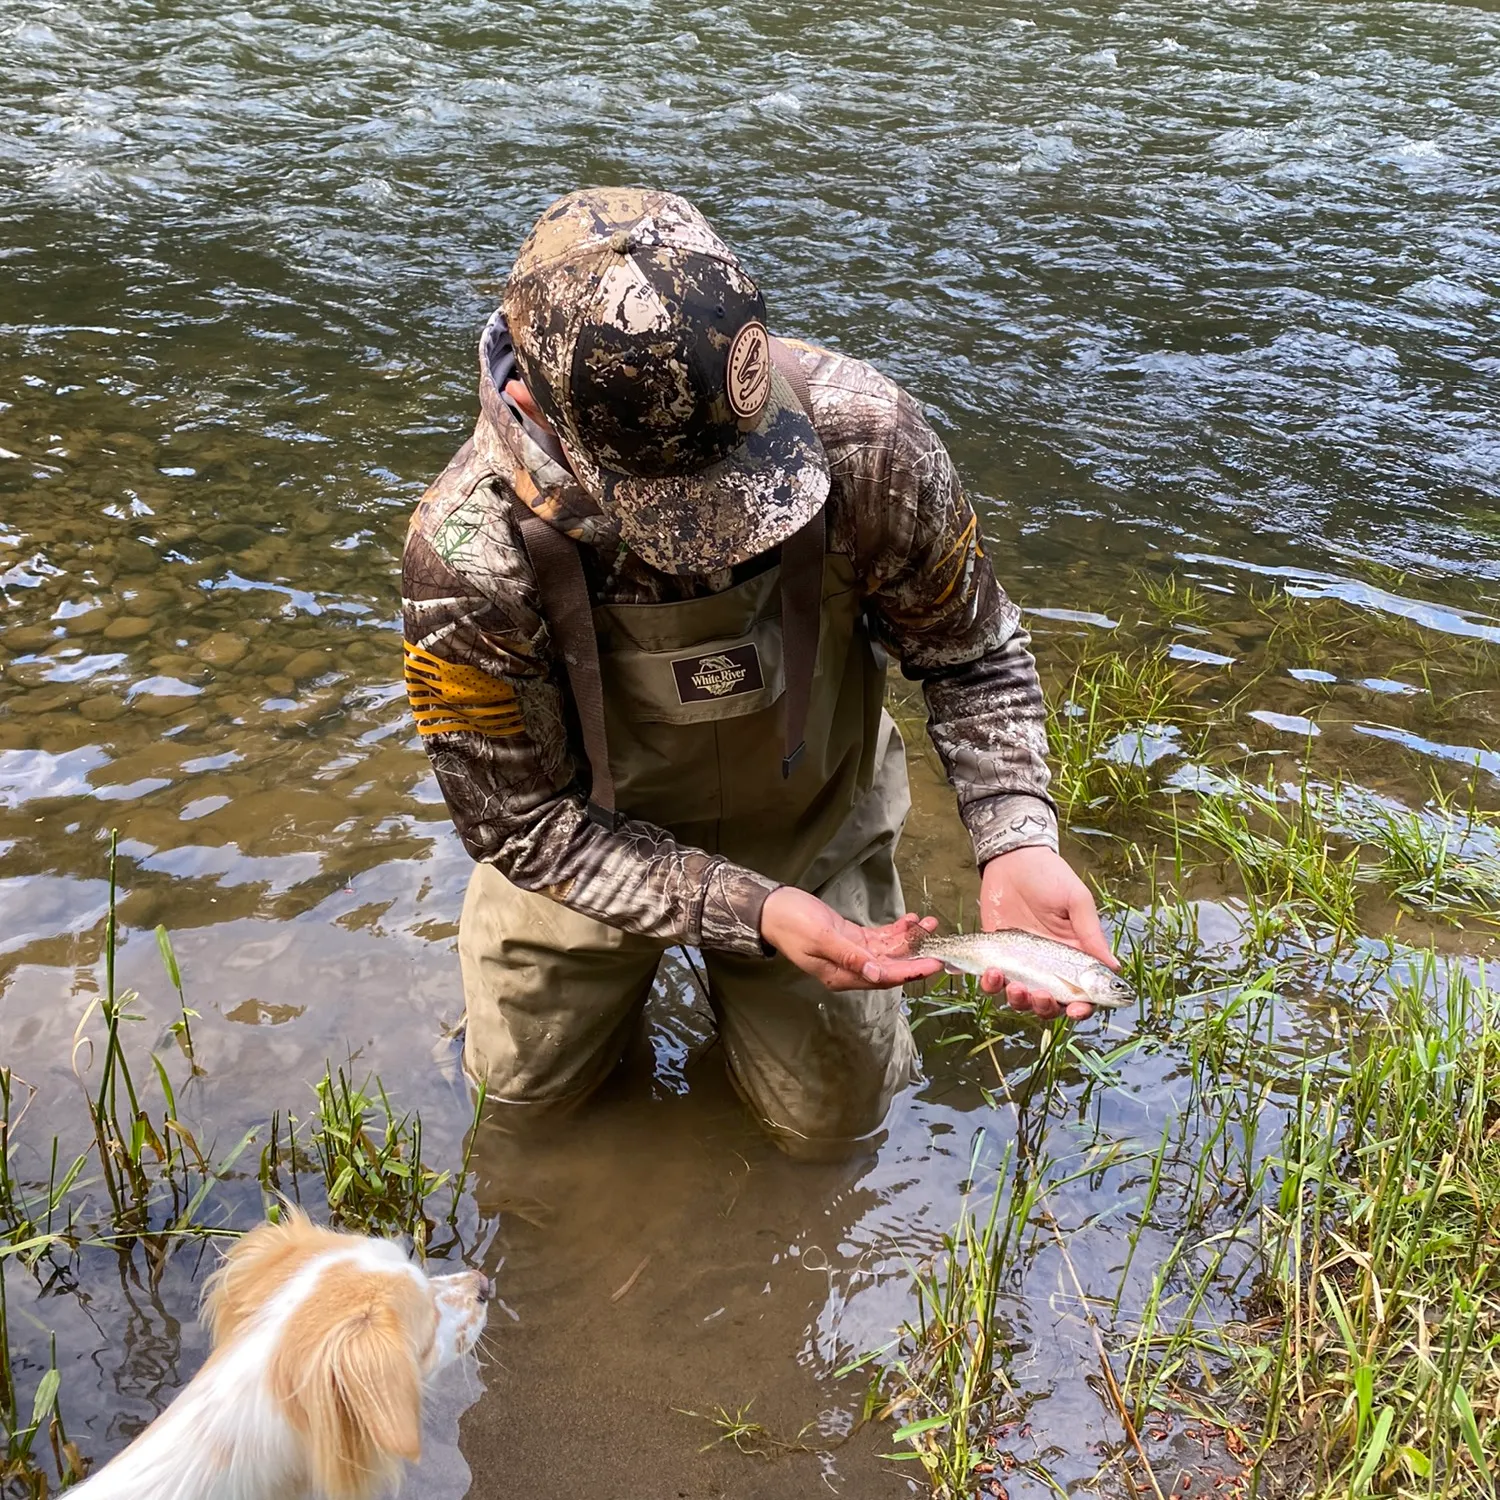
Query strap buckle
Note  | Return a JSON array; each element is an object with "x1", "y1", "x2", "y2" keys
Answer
[
  {"x1": 585, "y1": 800, "x2": 622, "y2": 831},
  {"x1": 781, "y1": 742, "x2": 806, "y2": 780}
]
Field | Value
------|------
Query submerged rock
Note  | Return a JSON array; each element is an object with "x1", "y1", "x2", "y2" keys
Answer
[
  {"x1": 284, "y1": 648, "x2": 330, "y2": 682},
  {"x1": 64, "y1": 608, "x2": 113, "y2": 636},
  {"x1": 4, "y1": 625, "x2": 59, "y2": 653},
  {"x1": 120, "y1": 587, "x2": 172, "y2": 614},
  {"x1": 114, "y1": 539, "x2": 159, "y2": 572},
  {"x1": 79, "y1": 694, "x2": 126, "y2": 723},
  {"x1": 102, "y1": 616, "x2": 154, "y2": 642},
  {"x1": 197, "y1": 632, "x2": 249, "y2": 667}
]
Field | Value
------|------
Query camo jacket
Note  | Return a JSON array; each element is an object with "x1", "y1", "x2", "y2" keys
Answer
[{"x1": 401, "y1": 313, "x2": 1058, "y2": 958}]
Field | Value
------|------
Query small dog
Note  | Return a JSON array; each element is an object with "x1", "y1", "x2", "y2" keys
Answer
[{"x1": 71, "y1": 1211, "x2": 491, "y2": 1499}]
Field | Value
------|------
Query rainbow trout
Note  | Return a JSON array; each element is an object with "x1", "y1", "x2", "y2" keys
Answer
[{"x1": 912, "y1": 929, "x2": 1133, "y2": 1009}]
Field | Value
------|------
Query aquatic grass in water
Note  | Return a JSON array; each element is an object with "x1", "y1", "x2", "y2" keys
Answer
[
  {"x1": 0, "y1": 833, "x2": 491, "y2": 1488},
  {"x1": 674, "y1": 1400, "x2": 827, "y2": 1460},
  {"x1": 1, "y1": 833, "x2": 483, "y2": 1261},
  {"x1": 1247, "y1": 956, "x2": 1500, "y2": 1497},
  {"x1": 876, "y1": 587, "x2": 1500, "y2": 1494},
  {"x1": 0, "y1": 834, "x2": 257, "y2": 1271},
  {"x1": 1184, "y1": 772, "x2": 1363, "y2": 947},
  {"x1": 0, "y1": 1304, "x2": 83, "y2": 1500},
  {"x1": 1249, "y1": 588, "x2": 1367, "y2": 670},
  {"x1": 908, "y1": 970, "x2": 1013, "y2": 1059},
  {"x1": 0, "y1": 1080, "x2": 89, "y2": 1497},
  {"x1": 1047, "y1": 645, "x2": 1207, "y2": 817},
  {"x1": 1170, "y1": 763, "x2": 1500, "y2": 936},
  {"x1": 259, "y1": 1064, "x2": 485, "y2": 1258},
  {"x1": 845, "y1": 1135, "x2": 1039, "y2": 1500},
  {"x1": 1328, "y1": 779, "x2": 1500, "y2": 923},
  {"x1": 1136, "y1": 571, "x2": 1214, "y2": 627},
  {"x1": 897, "y1": 927, "x2": 1500, "y2": 1496},
  {"x1": 888, "y1": 747, "x2": 1499, "y2": 1496},
  {"x1": 0, "y1": 1073, "x2": 87, "y2": 1263},
  {"x1": 1105, "y1": 841, "x2": 1263, "y2": 1013}
]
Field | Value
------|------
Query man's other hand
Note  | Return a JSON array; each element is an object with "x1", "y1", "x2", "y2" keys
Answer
[
  {"x1": 978, "y1": 846, "x2": 1119, "y2": 1021},
  {"x1": 760, "y1": 888, "x2": 943, "y2": 992}
]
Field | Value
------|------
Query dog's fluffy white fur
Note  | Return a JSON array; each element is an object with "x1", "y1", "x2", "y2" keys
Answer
[{"x1": 70, "y1": 1211, "x2": 490, "y2": 1500}]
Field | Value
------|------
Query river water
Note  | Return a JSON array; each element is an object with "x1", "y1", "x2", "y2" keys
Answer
[{"x1": 2, "y1": 1, "x2": 1498, "y2": 1495}]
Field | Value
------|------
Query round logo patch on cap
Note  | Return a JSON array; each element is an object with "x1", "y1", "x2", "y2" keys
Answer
[{"x1": 725, "y1": 320, "x2": 772, "y2": 420}]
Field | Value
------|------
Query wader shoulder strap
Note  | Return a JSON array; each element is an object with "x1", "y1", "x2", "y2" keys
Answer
[
  {"x1": 769, "y1": 338, "x2": 823, "y2": 780},
  {"x1": 779, "y1": 506, "x2": 824, "y2": 779},
  {"x1": 511, "y1": 500, "x2": 619, "y2": 829}
]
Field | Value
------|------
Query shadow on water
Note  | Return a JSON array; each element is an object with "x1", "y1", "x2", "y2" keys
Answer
[{"x1": 3, "y1": 0, "x2": 1499, "y2": 1495}]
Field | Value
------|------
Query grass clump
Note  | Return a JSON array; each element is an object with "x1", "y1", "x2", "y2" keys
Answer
[
  {"x1": 1047, "y1": 645, "x2": 1206, "y2": 817},
  {"x1": 3, "y1": 834, "x2": 256, "y2": 1272},
  {"x1": 674, "y1": 1400, "x2": 827, "y2": 1459},
  {"x1": 1137, "y1": 570, "x2": 1214, "y2": 626},
  {"x1": 0, "y1": 1317, "x2": 84, "y2": 1500},
  {"x1": 1249, "y1": 587, "x2": 1366, "y2": 669},
  {"x1": 1332, "y1": 780, "x2": 1500, "y2": 922},
  {"x1": 260, "y1": 1066, "x2": 483, "y2": 1258},
  {"x1": 1248, "y1": 957, "x2": 1500, "y2": 1496},
  {"x1": 1185, "y1": 772, "x2": 1363, "y2": 946},
  {"x1": 848, "y1": 1136, "x2": 1038, "y2": 1498}
]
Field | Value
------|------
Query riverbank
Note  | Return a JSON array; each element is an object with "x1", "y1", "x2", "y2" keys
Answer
[{"x1": 865, "y1": 582, "x2": 1500, "y2": 1496}]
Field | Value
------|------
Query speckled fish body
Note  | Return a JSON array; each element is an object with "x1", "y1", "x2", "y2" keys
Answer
[{"x1": 913, "y1": 929, "x2": 1133, "y2": 1009}]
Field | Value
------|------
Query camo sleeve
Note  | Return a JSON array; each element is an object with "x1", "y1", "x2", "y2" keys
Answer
[
  {"x1": 806, "y1": 350, "x2": 1059, "y2": 866},
  {"x1": 402, "y1": 476, "x2": 778, "y2": 956}
]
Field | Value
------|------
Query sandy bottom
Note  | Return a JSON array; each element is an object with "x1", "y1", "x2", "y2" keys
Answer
[{"x1": 457, "y1": 1045, "x2": 924, "y2": 1500}]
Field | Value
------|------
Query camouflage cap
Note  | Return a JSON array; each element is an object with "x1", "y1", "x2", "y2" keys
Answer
[{"x1": 502, "y1": 187, "x2": 829, "y2": 574}]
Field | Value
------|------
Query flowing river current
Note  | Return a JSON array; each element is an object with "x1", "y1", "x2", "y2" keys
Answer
[{"x1": 2, "y1": 3, "x2": 1498, "y2": 1496}]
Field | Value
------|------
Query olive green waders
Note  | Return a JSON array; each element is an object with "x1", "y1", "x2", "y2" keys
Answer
[{"x1": 459, "y1": 363, "x2": 916, "y2": 1159}]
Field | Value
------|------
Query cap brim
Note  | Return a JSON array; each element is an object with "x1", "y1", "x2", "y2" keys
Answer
[{"x1": 561, "y1": 366, "x2": 829, "y2": 574}]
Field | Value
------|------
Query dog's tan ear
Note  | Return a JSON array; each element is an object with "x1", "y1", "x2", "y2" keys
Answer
[{"x1": 271, "y1": 1267, "x2": 424, "y2": 1500}]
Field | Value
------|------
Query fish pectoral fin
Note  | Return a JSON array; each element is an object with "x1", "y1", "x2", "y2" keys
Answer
[{"x1": 1051, "y1": 976, "x2": 1093, "y2": 1006}]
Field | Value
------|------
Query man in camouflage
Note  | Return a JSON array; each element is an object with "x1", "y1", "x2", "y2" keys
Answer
[{"x1": 403, "y1": 187, "x2": 1117, "y2": 1159}]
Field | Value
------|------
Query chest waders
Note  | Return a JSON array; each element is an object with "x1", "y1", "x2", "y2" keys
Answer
[{"x1": 456, "y1": 344, "x2": 918, "y2": 1159}]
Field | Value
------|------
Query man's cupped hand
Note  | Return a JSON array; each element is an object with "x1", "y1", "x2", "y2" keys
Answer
[
  {"x1": 759, "y1": 887, "x2": 943, "y2": 992},
  {"x1": 977, "y1": 845, "x2": 1120, "y2": 1020}
]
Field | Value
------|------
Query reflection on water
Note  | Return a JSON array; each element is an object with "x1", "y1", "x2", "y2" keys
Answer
[{"x1": 2, "y1": 0, "x2": 1498, "y2": 1494}]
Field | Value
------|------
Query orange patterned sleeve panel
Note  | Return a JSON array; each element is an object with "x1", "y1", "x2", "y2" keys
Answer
[{"x1": 403, "y1": 641, "x2": 526, "y2": 739}]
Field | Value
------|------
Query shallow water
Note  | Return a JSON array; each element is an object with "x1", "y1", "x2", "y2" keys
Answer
[{"x1": 2, "y1": 0, "x2": 1498, "y2": 1494}]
